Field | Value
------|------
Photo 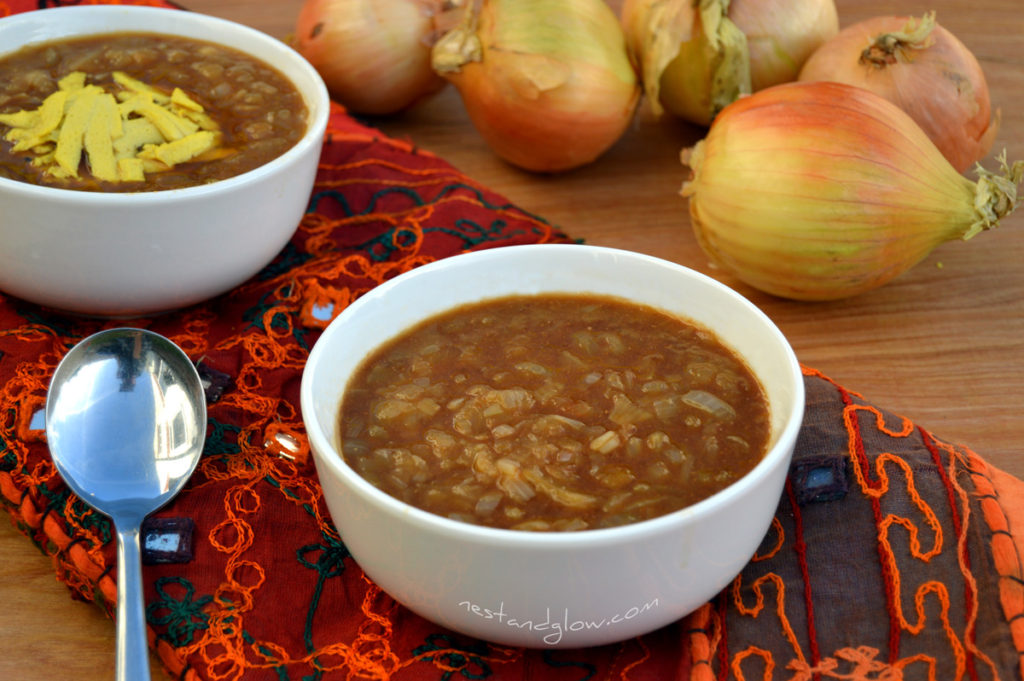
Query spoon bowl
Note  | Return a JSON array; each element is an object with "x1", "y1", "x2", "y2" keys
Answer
[{"x1": 46, "y1": 328, "x2": 207, "y2": 680}]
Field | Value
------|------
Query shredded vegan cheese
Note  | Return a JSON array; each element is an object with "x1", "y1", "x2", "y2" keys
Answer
[{"x1": 0, "y1": 71, "x2": 225, "y2": 183}]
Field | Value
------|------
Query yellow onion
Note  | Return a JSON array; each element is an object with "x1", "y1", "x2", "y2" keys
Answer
[
  {"x1": 431, "y1": 0, "x2": 640, "y2": 173},
  {"x1": 680, "y1": 81, "x2": 1023, "y2": 301},
  {"x1": 293, "y1": 0, "x2": 457, "y2": 115},
  {"x1": 798, "y1": 12, "x2": 998, "y2": 173},
  {"x1": 621, "y1": 0, "x2": 838, "y2": 125}
]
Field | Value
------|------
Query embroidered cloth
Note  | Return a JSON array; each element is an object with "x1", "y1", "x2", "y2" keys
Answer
[{"x1": 2, "y1": 2, "x2": 1024, "y2": 680}]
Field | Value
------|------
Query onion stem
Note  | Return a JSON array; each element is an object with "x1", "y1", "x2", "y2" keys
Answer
[
  {"x1": 432, "y1": 0, "x2": 481, "y2": 73},
  {"x1": 968, "y1": 151, "x2": 1024, "y2": 239},
  {"x1": 860, "y1": 11, "x2": 936, "y2": 68}
]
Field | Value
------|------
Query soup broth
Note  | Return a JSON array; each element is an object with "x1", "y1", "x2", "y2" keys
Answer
[{"x1": 339, "y1": 294, "x2": 772, "y2": 531}]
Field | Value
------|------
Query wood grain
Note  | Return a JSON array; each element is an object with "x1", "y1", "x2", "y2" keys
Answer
[{"x1": 2, "y1": 1, "x2": 1021, "y2": 679}]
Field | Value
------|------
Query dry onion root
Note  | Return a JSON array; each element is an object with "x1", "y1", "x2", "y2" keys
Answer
[
  {"x1": 680, "y1": 81, "x2": 1023, "y2": 301},
  {"x1": 798, "y1": 12, "x2": 998, "y2": 173},
  {"x1": 620, "y1": 0, "x2": 838, "y2": 126},
  {"x1": 293, "y1": 0, "x2": 458, "y2": 115},
  {"x1": 431, "y1": 0, "x2": 640, "y2": 173}
]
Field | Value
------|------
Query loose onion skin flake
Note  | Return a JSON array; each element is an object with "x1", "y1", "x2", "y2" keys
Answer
[
  {"x1": 620, "y1": 0, "x2": 838, "y2": 125},
  {"x1": 339, "y1": 293, "x2": 771, "y2": 531}
]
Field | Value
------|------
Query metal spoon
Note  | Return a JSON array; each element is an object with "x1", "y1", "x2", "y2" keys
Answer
[{"x1": 45, "y1": 328, "x2": 207, "y2": 681}]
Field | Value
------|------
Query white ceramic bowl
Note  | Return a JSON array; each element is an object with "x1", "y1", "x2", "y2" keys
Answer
[
  {"x1": 301, "y1": 244, "x2": 805, "y2": 648},
  {"x1": 0, "y1": 6, "x2": 330, "y2": 316}
]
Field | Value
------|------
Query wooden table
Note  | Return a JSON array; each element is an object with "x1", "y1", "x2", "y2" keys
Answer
[{"x1": 2, "y1": 1, "x2": 1021, "y2": 679}]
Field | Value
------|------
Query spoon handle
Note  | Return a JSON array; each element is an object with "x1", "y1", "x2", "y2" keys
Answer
[{"x1": 115, "y1": 522, "x2": 152, "y2": 681}]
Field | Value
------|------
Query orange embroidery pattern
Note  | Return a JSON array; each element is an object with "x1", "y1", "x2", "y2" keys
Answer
[{"x1": 700, "y1": 367, "x2": 1018, "y2": 681}]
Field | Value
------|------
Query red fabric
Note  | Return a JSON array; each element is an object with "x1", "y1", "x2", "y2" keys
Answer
[{"x1": 3, "y1": 2, "x2": 1024, "y2": 680}]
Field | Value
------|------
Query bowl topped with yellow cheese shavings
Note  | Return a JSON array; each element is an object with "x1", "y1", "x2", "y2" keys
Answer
[
  {"x1": 0, "y1": 29, "x2": 309, "y2": 192},
  {"x1": 0, "y1": 5, "x2": 329, "y2": 315},
  {"x1": 1, "y1": 70, "x2": 223, "y2": 185}
]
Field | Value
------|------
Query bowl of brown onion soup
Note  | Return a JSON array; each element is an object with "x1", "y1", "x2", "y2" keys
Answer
[
  {"x1": 301, "y1": 244, "x2": 805, "y2": 648},
  {"x1": 0, "y1": 5, "x2": 329, "y2": 316}
]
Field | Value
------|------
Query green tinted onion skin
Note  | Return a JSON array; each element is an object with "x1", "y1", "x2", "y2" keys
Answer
[
  {"x1": 432, "y1": 0, "x2": 640, "y2": 173},
  {"x1": 620, "y1": 0, "x2": 838, "y2": 125},
  {"x1": 680, "y1": 81, "x2": 1016, "y2": 301}
]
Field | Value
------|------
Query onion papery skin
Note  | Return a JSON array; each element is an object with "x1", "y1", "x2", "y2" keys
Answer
[
  {"x1": 798, "y1": 14, "x2": 997, "y2": 173},
  {"x1": 682, "y1": 82, "x2": 989, "y2": 301},
  {"x1": 294, "y1": 0, "x2": 448, "y2": 115},
  {"x1": 733, "y1": 0, "x2": 839, "y2": 91},
  {"x1": 432, "y1": 0, "x2": 640, "y2": 173},
  {"x1": 621, "y1": 0, "x2": 838, "y2": 126}
]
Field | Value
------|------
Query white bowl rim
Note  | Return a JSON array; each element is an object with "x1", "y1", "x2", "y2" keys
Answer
[
  {"x1": 301, "y1": 244, "x2": 806, "y2": 550},
  {"x1": 0, "y1": 4, "x2": 330, "y2": 203}
]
